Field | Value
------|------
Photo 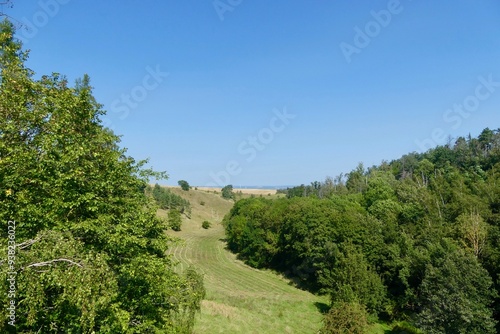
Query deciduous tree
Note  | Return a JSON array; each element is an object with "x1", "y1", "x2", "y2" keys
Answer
[
  {"x1": 178, "y1": 179, "x2": 190, "y2": 191},
  {"x1": 0, "y1": 20, "x2": 203, "y2": 332}
]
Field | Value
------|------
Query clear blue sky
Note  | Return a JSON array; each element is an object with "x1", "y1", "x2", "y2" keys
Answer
[{"x1": 5, "y1": 0, "x2": 500, "y2": 187}]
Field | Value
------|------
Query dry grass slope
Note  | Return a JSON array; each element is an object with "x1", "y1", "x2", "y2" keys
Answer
[{"x1": 161, "y1": 187, "x2": 327, "y2": 333}]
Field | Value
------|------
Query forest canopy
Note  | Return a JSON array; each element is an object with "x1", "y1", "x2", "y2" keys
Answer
[{"x1": 224, "y1": 128, "x2": 500, "y2": 333}]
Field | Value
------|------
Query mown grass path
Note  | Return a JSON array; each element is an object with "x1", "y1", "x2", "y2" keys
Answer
[{"x1": 163, "y1": 188, "x2": 326, "y2": 333}]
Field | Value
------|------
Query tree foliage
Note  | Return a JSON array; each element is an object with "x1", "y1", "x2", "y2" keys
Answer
[
  {"x1": 0, "y1": 20, "x2": 203, "y2": 333},
  {"x1": 168, "y1": 209, "x2": 182, "y2": 231},
  {"x1": 456, "y1": 211, "x2": 488, "y2": 257},
  {"x1": 225, "y1": 128, "x2": 500, "y2": 332},
  {"x1": 178, "y1": 180, "x2": 190, "y2": 191},
  {"x1": 416, "y1": 244, "x2": 497, "y2": 334},
  {"x1": 146, "y1": 183, "x2": 191, "y2": 216},
  {"x1": 329, "y1": 243, "x2": 386, "y2": 314},
  {"x1": 320, "y1": 301, "x2": 369, "y2": 334},
  {"x1": 221, "y1": 184, "x2": 234, "y2": 200}
]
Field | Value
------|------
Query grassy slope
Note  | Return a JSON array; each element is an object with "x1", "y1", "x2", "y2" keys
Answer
[{"x1": 162, "y1": 188, "x2": 327, "y2": 334}]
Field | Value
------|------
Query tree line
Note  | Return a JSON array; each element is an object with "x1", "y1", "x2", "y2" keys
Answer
[
  {"x1": 146, "y1": 183, "x2": 192, "y2": 217},
  {"x1": 224, "y1": 128, "x2": 500, "y2": 333}
]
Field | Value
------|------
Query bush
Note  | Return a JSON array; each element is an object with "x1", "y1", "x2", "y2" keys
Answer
[
  {"x1": 199, "y1": 200, "x2": 206, "y2": 206},
  {"x1": 202, "y1": 221, "x2": 211, "y2": 229},
  {"x1": 321, "y1": 302, "x2": 369, "y2": 334},
  {"x1": 168, "y1": 209, "x2": 182, "y2": 231}
]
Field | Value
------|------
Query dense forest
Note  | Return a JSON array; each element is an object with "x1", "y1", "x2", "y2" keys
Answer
[
  {"x1": 224, "y1": 128, "x2": 500, "y2": 333},
  {"x1": 0, "y1": 21, "x2": 205, "y2": 333}
]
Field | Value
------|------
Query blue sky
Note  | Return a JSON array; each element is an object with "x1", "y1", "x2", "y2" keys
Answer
[{"x1": 4, "y1": 0, "x2": 500, "y2": 187}]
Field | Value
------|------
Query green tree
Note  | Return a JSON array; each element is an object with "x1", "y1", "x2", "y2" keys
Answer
[
  {"x1": 0, "y1": 20, "x2": 203, "y2": 332},
  {"x1": 456, "y1": 212, "x2": 488, "y2": 257},
  {"x1": 478, "y1": 127, "x2": 494, "y2": 154},
  {"x1": 168, "y1": 209, "x2": 182, "y2": 231},
  {"x1": 415, "y1": 158, "x2": 435, "y2": 187},
  {"x1": 221, "y1": 184, "x2": 235, "y2": 200},
  {"x1": 363, "y1": 171, "x2": 397, "y2": 207},
  {"x1": 329, "y1": 243, "x2": 386, "y2": 314},
  {"x1": 178, "y1": 179, "x2": 190, "y2": 191},
  {"x1": 368, "y1": 199, "x2": 401, "y2": 225},
  {"x1": 416, "y1": 246, "x2": 497, "y2": 333},
  {"x1": 346, "y1": 163, "x2": 367, "y2": 193}
]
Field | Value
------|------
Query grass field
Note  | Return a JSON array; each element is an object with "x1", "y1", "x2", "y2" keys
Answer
[{"x1": 162, "y1": 187, "x2": 392, "y2": 334}]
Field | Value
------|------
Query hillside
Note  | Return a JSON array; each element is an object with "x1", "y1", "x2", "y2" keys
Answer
[{"x1": 160, "y1": 188, "x2": 327, "y2": 333}]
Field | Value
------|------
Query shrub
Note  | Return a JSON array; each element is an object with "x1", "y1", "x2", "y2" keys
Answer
[
  {"x1": 202, "y1": 221, "x2": 211, "y2": 229},
  {"x1": 321, "y1": 302, "x2": 369, "y2": 334},
  {"x1": 168, "y1": 209, "x2": 182, "y2": 231}
]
